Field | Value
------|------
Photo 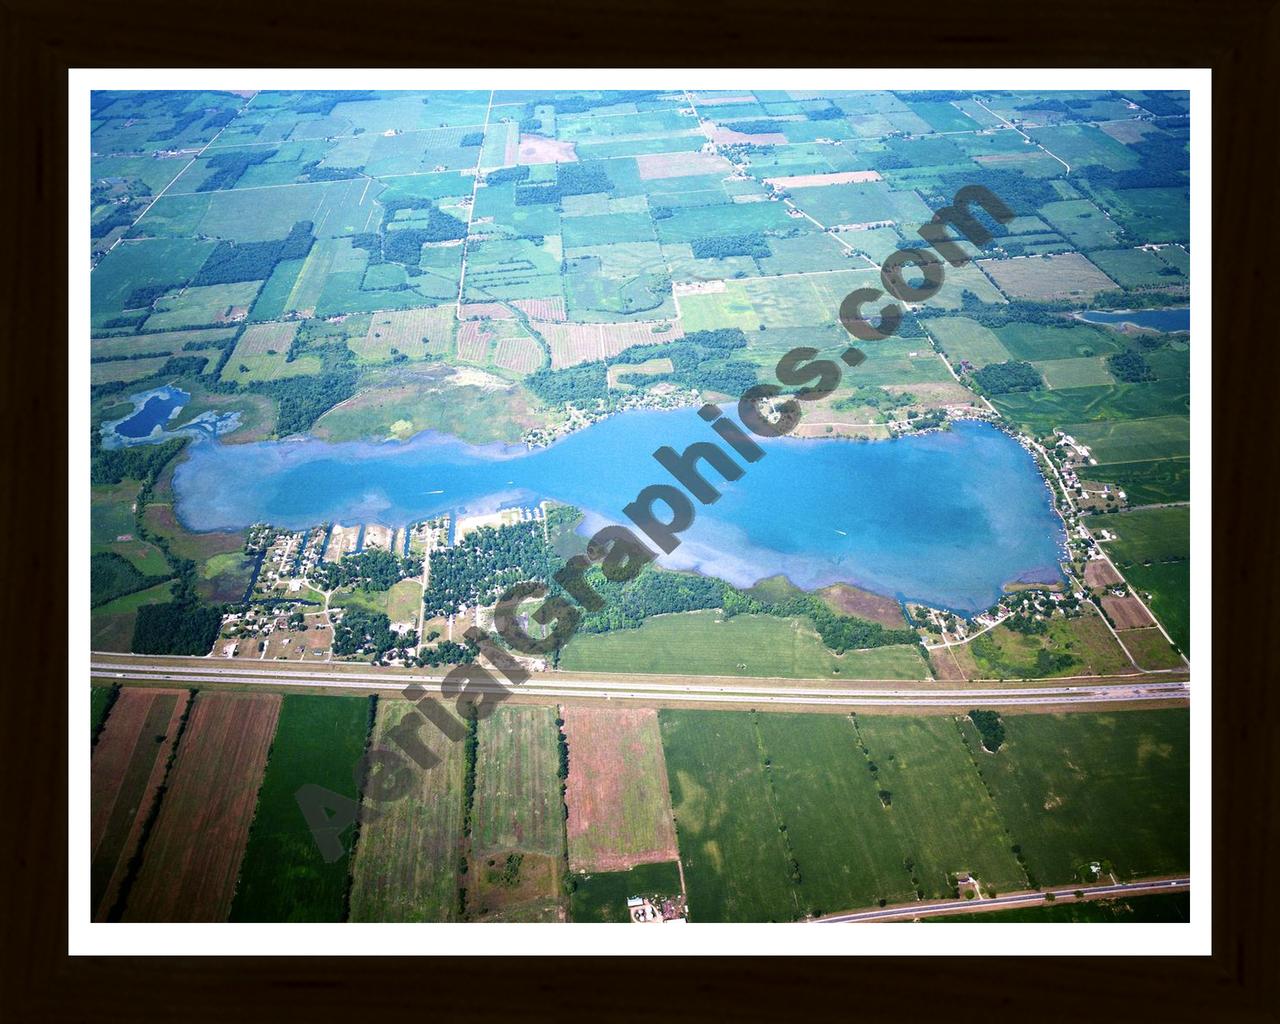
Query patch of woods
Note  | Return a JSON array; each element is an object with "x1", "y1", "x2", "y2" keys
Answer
[
  {"x1": 690, "y1": 232, "x2": 771, "y2": 260},
  {"x1": 346, "y1": 195, "x2": 468, "y2": 267},
  {"x1": 1076, "y1": 122, "x2": 1190, "y2": 192},
  {"x1": 525, "y1": 327, "x2": 759, "y2": 406},
  {"x1": 191, "y1": 221, "x2": 315, "y2": 286},
  {"x1": 972, "y1": 360, "x2": 1045, "y2": 394},
  {"x1": 968, "y1": 709, "x2": 1006, "y2": 753},
  {"x1": 90, "y1": 551, "x2": 166, "y2": 608},
  {"x1": 574, "y1": 561, "x2": 920, "y2": 653},
  {"x1": 1107, "y1": 349, "x2": 1155, "y2": 382},
  {"x1": 515, "y1": 162, "x2": 614, "y2": 206}
]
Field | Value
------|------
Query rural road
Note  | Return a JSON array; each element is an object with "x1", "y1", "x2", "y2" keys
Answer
[
  {"x1": 815, "y1": 877, "x2": 1190, "y2": 923},
  {"x1": 90, "y1": 654, "x2": 1190, "y2": 710}
]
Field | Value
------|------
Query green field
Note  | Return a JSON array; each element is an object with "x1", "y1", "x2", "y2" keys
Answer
[
  {"x1": 660, "y1": 711, "x2": 800, "y2": 922},
  {"x1": 230, "y1": 695, "x2": 371, "y2": 922},
  {"x1": 1098, "y1": 506, "x2": 1189, "y2": 563},
  {"x1": 472, "y1": 705, "x2": 564, "y2": 858},
  {"x1": 850, "y1": 716, "x2": 1027, "y2": 899},
  {"x1": 995, "y1": 322, "x2": 1123, "y2": 362},
  {"x1": 960, "y1": 710, "x2": 1190, "y2": 886},
  {"x1": 311, "y1": 373, "x2": 545, "y2": 446},
  {"x1": 968, "y1": 612, "x2": 1130, "y2": 679},
  {"x1": 1098, "y1": 507, "x2": 1190, "y2": 650},
  {"x1": 1067, "y1": 415, "x2": 1190, "y2": 465},
  {"x1": 561, "y1": 610, "x2": 926, "y2": 679},
  {"x1": 1116, "y1": 561, "x2": 1190, "y2": 653},
  {"x1": 331, "y1": 579, "x2": 422, "y2": 623},
  {"x1": 1079, "y1": 457, "x2": 1190, "y2": 505},
  {"x1": 1035, "y1": 356, "x2": 1115, "y2": 389},
  {"x1": 348, "y1": 700, "x2": 466, "y2": 922},
  {"x1": 570, "y1": 861, "x2": 683, "y2": 922},
  {"x1": 1120, "y1": 627, "x2": 1186, "y2": 671},
  {"x1": 927, "y1": 317, "x2": 1012, "y2": 367},
  {"x1": 994, "y1": 385, "x2": 1189, "y2": 438},
  {"x1": 661, "y1": 710, "x2": 1029, "y2": 922}
]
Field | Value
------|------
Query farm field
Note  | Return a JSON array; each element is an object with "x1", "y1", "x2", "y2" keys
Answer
[
  {"x1": 959, "y1": 710, "x2": 1190, "y2": 886},
  {"x1": 121, "y1": 692, "x2": 279, "y2": 922},
  {"x1": 1098, "y1": 507, "x2": 1190, "y2": 651},
  {"x1": 978, "y1": 253, "x2": 1117, "y2": 302},
  {"x1": 659, "y1": 710, "x2": 800, "y2": 922},
  {"x1": 471, "y1": 704, "x2": 564, "y2": 859},
  {"x1": 230, "y1": 694, "x2": 370, "y2": 922},
  {"x1": 563, "y1": 707, "x2": 679, "y2": 872},
  {"x1": 661, "y1": 709, "x2": 1032, "y2": 922},
  {"x1": 90, "y1": 688, "x2": 192, "y2": 919},
  {"x1": 311, "y1": 368, "x2": 546, "y2": 445},
  {"x1": 561, "y1": 610, "x2": 927, "y2": 679},
  {"x1": 468, "y1": 705, "x2": 567, "y2": 922},
  {"x1": 1120, "y1": 626, "x2": 1186, "y2": 670},
  {"x1": 348, "y1": 699, "x2": 467, "y2": 922}
]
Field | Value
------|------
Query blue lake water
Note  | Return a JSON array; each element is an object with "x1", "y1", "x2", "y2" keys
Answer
[
  {"x1": 173, "y1": 411, "x2": 1066, "y2": 614},
  {"x1": 115, "y1": 386, "x2": 190, "y2": 438},
  {"x1": 1077, "y1": 307, "x2": 1190, "y2": 332}
]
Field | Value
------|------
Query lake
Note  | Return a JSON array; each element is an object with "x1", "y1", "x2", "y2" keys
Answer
[
  {"x1": 114, "y1": 385, "x2": 190, "y2": 439},
  {"x1": 172, "y1": 410, "x2": 1066, "y2": 614},
  {"x1": 1076, "y1": 307, "x2": 1190, "y2": 332}
]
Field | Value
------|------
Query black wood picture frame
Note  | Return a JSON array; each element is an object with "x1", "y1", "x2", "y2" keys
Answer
[{"x1": 3, "y1": 0, "x2": 1274, "y2": 1017}]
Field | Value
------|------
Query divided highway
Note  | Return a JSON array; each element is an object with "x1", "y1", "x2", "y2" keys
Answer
[{"x1": 90, "y1": 653, "x2": 1190, "y2": 711}]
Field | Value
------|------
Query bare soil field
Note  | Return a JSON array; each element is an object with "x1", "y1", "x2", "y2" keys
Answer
[
  {"x1": 91, "y1": 688, "x2": 192, "y2": 920},
  {"x1": 456, "y1": 321, "x2": 495, "y2": 363},
  {"x1": 978, "y1": 253, "x2": 1118, "y2": 302},
  {"x1": 562, "y1": 707, "x2": 680, "y2": 873},
  {"x1": 1103, "y1": 594, "x2": 1156, "y2": 630},
  {"x1": 468, "y1": 851, "x2": 565, "y2": 922},
  {"x1": 122, "y1": 692, "x2": 281, "y2": 922},
  {"x1": 358, "y1": 306, "x2": 455, "y2": 361},
  {"x1": 764, "y1": 170, "x2": 883, "y2": 188},
  {"x1": 518, "y1": 134, "x2": 577, "y2": 164},
  {"x1": 235, "y1": 321, "x2": 299, "y2": 355},
  {"x1": 460, "y1": 302, "x2": 515, "y2": 320},
  {"x1": 1085, "y1": 560, "x2": 1124, "y2": 587},
  {"x1": 636, "y1": 150, "x2": 733, "y2": 180},
  {"x1": 819, "y1": 583, "x2": 907, "y2": 628},
  {"x1": 710, "y1": 125, "x2": 787, "y2": 145},
  {"x1": 493, "y1": 334, "x2": 544, "y2": 373},
  {"x1": 539, "y1": 319, "x2": 682, "y2": 369},
  {"x1": 930, "y1": 646, "x2": 970, "y2": 681},
  {"x1": 513, "y1": 296, "x2": 566, "y2": 321}
]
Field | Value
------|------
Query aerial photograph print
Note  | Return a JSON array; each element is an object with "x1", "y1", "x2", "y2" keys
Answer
[{"x1": 79, "y1": 76, "x2": 1201, "y2": 946}]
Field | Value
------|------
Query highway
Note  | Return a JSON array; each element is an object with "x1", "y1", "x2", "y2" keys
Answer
[
  {"x1": 815, "y1": 877, "x2": 1190, "y2": 923},
  {"x1": 90, "y1": 653, "x2": 1190, "y2": 711}
]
